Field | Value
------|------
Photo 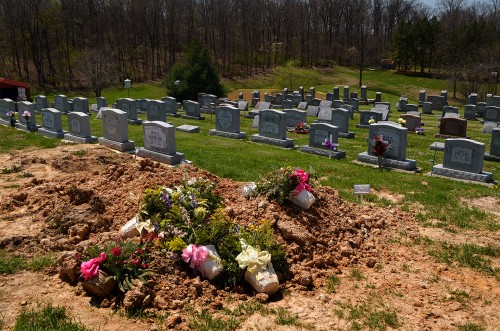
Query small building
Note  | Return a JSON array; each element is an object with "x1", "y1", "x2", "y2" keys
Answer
[
  {"x1": 380, "y1": 59, "x2": 395, "y2": 70},
  {"x1": 0, "y1": 78, "x2": 31, "y2": 101}
]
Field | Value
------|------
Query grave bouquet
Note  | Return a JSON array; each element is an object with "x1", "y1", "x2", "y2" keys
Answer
[
  {"x1": 368, "y1": 116, "x2": 376, "y2": 124},
  {"x1": 253, "y1": 166, "x2": 316, "y2": 209},
  {"x1": 324, "y1": 139, "x2": 339, "y2": 159},
  {"x1": 294, "y1": 122, "x2": 309, "y2": 134},
  {"x1": 22, "y1": 110, "x2": 31, "y2": 124},
  {"x1": 371, "y1": 135, "x2": 390, "y2": 168},
  {"x1": 415, "y1": 127, "x2": 425, "y2": 135},
  {"x1": 6, "y1": 111, "x2": 15, "y2": 127},
  {"x1": 398, "y1": 117, "x2": 406, "y2": 127}
]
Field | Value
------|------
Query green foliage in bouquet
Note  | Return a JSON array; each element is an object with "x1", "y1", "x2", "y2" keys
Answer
[{"x1": 82, "y1": 237, "x2": 154, "y2": 292}]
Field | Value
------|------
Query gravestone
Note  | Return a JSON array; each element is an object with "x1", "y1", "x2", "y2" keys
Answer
[
  {"x1": 419, "y1": 90, "x2": 426, "y2": 105},
  {"x1": 439, "y1": 117, "x2": 467, "y2": 137},
  {"x1": 422, "y1": 101, "x2": 433, "y2": 114},
  {"x1": 464, "y1": 105, "x2": 477, "y2": 120},
  {"x1": 299, "y1": 86, "x2": 305, "y2": 101},
  {"x1": 0, "y1": 98, "x2": 16, "y2": 126},
  {"x1": 330, "y1": 108, "x2": 354, "y2": 138},
  {"x1": 483, "y1": 122, "x2": 499, "y2": 134},
  {"x1": 441, "y1": 105, "x2": 459, "y2": 118},
  {"x1": 309, "y1": 87, "x2": 315, "y2": 99},
  {"x1": 306, "y1": 105, "x2": 319, "y2": 117},
  {"x1": 485, "y1": 94, "x2": 493, "y2": 106},
  {"x1": 97, "y1": 97, "x2": 108, "y2": 110},
  {"x1": 333, "y1": 87, "x2": 340, "y2": 100},
  {"x1": 427, "y1": 96, "x2": 446, "y2": 111},
  {"x1": 343, "y1": 86, "x2": 349, "y2": 101},
  {"x1": 297, "y1": 102, "x2": 308, "y2": 110},
  {"x1": 64, "y1": 112, "x2": 97, "y2": 143},
  {"x1": 239, "y1": 92, "x2": 244, "y2": 100},
  {"x1": 326, "y1": 93, "x2": 334, "y2": 102},
  {"x1": 201, "y1": 94, "x2": 217, "y2": 113},
  {"x1": 182, "y1": 100, "x2": 205, "y2": 120},
  {"x1": 139, "y1": 99, "x2": 150, "y2": 112},
  {"x1": 486, "y1": 128, "x2": 500, "y2": 159},
  {"x1": 176, "y1": 125, "x2": 200, "y2": 133},
  {"x1": 441, "y1": 90, "x2": 448, "y2": 105},
  {"x1": 285, "y1": 109, "x2": 307, "y2": 129},
  {"x1": 116, "y1": 98, "x2": 141, "y2": 124},
  {"x1": 493, "y1": 96, "x2": 500, "y2": 107},
  {"x1": 16, "y1": 101, "x2": 38, "y2": 131},
  {"x1": 350, "y1": 92, "x2": 358, "y2": 99},
  {"x1": 292, "y1": 93, "x2": 302, "y2": 106},
  {"x1": 432, "y1": 138, "x2": 493, "y2": 182},
  {"x1": 264, "y1": 93, "x2": 272, "y2": 103},
  {"x1": 137, "y1": 121, "x2": 185, "y2": 165},
  {"x1": 54, "y1": 95, "x2": 69, "y2": 113},
  {"x1": 73, "y1": 97, "x2": 89, "y2": 114},
  {"x1": 375, "y1": 102, "x2": 391, "y2": 111},
  {"x1": 476, "y1": 102, "x2": 486, "y2": 117},
  {"x1": 305, "y1": 95, "x2": 312, "y2": 104},
  {"x1": 38, "y1": 108, "x2": 65, "y2": 138},
  {"x1": 146, "y1": 100, "x2": 167, "y2": 122},
  {"x1": 251, "y1": 90, "x2": 260, "y2": 106},
  {"x1": 398, "y1": 96, "x2": 407, "y2": 112},
  {"x1": 468, "y1": 93, "x2": 478, "y2": 105},
  {"x1": 375, "y1": 92, "x2": 382, "y2": 102},
  {"x1": 357, "y1": 111, "x2": 383, "y2": 128},
  {"x1": 360, "y1": 86, "x2": 368, "y2": 102},
  {"x1": 317, "y1": 108, "x2": 333, "y2": 122},
  {"x1": 283, "y1": 88, "x2": 288, "y2": 99},
  {"x1": 405, "y1": 104, "x2": 419, "y2": 112},
  {"x1": 250, "y1": 109, "x2": 294, "y2": 148},
  {"x1": 282, "y1": 99, "x2": 293, "y2": 110},
  {"x1": 371, "y1": 107, "x2": 389, "y2": 121},
  {"x1": 238, "y1": 100, "x2": 249, "y2": 112},
  {"x1": 98, "y1": 108, "x2": 135, "y2": 152},
  {"x1": 161, "y1": 96, "x2": 179, "y2": 116},
  {"x1": 209, "y1": 106, "x2": 246, "y2": 139},
  {"x1": 401, "y1": 114, "x2": 421, "y2": 132},
  {"x1": 300, "y1": 122, "x2": 345, "y2": 159},
  {"x1": 274, "y1": 93, "x2": 283, "y2": 106},
  {"x1": 484, "y1": 106, "x2": 500, "y2": 123},
  {"x1": 310, "y1": 98, "x2": 321, "y2": 106},
  {"x1": 34, "y1": 95, "x2": 48, "y2": 112},
  {"x1": 251, "y1": 115, "x2": 259, "y2": 128},
  {"x1": 350, "y1": 98, "x2": 359, "y2": 112},
  {"x1": 357, "y1": 121, "x2": 417, "y2": 171},
  {"x1": 443, "y1": 113, "x2": 460, "y2": 119},
  {"x1": 319, "y1": 100, "x2": 332, "y2": 108},
  {"x1": 258, "y1": 101, "x2": 271, "y2": 111}
]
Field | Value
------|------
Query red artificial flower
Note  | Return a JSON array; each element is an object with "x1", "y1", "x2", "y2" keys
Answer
[{"x1": 111, "y1": 247, "x2": 121, "y2": 256}]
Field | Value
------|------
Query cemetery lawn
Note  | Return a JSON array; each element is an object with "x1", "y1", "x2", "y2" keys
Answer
[{"x1": 0, "y1": 67, "x2": 498, "y2": 330}]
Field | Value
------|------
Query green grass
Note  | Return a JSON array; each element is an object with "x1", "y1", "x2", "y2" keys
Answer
[
  {"x1": 349, "y1": 269, "x2": 365, "y2": 281},
  {"x1": 13, "y1": 304, "x2": 94, "y2": 331},
  {"x1": 0, "y1": 250, "x2": 56, "y2": 274},
  {"x1": 458, "y1": 322, "x2": 486, "y2": 331},
  {"x1": 326, "y1": 275, "x2": 341, "y2": 293},
  {"x1": 338, "y1": 295, "x2": 400, "y2": 331}
]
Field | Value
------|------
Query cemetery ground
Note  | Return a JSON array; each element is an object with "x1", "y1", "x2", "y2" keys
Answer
[{"x1": 1, "y1": 69, "x2": 500, "y2": 330}]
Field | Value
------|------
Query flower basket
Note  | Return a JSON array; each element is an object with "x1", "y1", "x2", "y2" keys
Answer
[
  {"x1": 244, "y1": 262, "x2": 280, "y2": 295},
  {"x1": 288, "y1": 189, "x2": 315, "y2": 210},
  {"x1": 120, "y1": 216, "x2": 140, "y2": 238},
  {"x1": 203, "y1": 245, "x2": 224, "y2": 280},
  {"x1": 82, "y1": 270, "x2": 117, "y2": 297}
]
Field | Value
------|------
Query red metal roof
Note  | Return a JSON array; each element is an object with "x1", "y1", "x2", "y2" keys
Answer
[{"x1": 0, "y1": 77, "x2": 30, "y2": 89}]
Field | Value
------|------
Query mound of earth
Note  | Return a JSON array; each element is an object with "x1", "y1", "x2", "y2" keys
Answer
[{"x1": 0, "y1": 145, "x2": 498, "y2": 330}]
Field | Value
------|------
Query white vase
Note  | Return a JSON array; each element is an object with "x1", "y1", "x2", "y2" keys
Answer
[
  {"x1": 288, "y1": 189, "x2": 315, "y2": 210},
  {"x1": 244, "y1": 262, "x2": 280, "y2": 295},
  {"x1": 203, "y1": 245, "x2": 224, "y2": 280},
  {"x1": 120, "y1": 216, "x2": 140, "y2": 238}
]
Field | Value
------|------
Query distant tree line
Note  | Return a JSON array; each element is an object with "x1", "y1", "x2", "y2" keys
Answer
[{"x1": 0, "y1": 0, "x2": 498, "y2": 97}]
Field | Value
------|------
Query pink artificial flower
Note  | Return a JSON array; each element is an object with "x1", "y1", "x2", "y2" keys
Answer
[
  {"x1": 291, "y1": 169, "x2": 311, "y2": 196},
  {"x1": 181, "y1": 244, "x2": 209, "y2": 277},
  {"x1": 80, "y1": 252, "x2": 106, "y2": 280},
  {"x1": 292, "y1": 169, "x2": 309, "y2": 182}
]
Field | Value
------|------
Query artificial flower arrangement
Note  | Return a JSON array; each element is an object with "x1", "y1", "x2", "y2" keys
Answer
[
  {"x1": 415, "y1": 127, "x2": 425, "y2": 135},
  {"x1": 247, "y1": 166, "x2": 316, "y2": 209},
  {"x1": 371, "y1": 135, "x2": 389, "y2": 157},
  {"x1": 294, "y1": 122, "x2": 309, "y2": 134},
  {"x1": 22, "y1": 110, "x2": 31, "y2": 123},
  {"x1": 397, "y1": 117, "x2": 406, "y2": 126},
  {"x1": 368, "y1": 116, "x2": 376, "y2": 124}
]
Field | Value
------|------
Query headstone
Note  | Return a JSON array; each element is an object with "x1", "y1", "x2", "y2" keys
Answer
[
  {"x1": 0, "y1": 98, "x2": 16, "y2": 126},
  {"x1": 305, "y1": 95, "x2": 312, "y2": 104},
  {"x1": 343, "y1": 86, "x2": 349, "y2": 101},
  {"x1": 350, "y1": 98, "x2": 359, "y2": 112},
  {"x1": 357, "y1": 111, "x2": 383, "y2": 128},
  {"x1": 64, "y1": 112, "x2": 97, "y2": 143},
  {"x1": 422, "y1": 102, "x2": 433, "y2": 114},
  {"x1": 38, "y1": 108, "x2": 65, "y2": 138},
  {"x1": 34, "y1": 95, "x2": 48, "y2": 112},
  {"x1": 317, "y1": 108, "x2": 332, "y2": 122},
  {"x1": 98, "y1": 108, "x2": 135, "y2": 152},
  {"x1": 350, "y1": 92, "x2": 358, "y2": 99},
  {"x1": 484, "y1": 106, "x2": 500, "y2": 123},
  {"x1": 427, "y1": 96, "x2": 446, "y2": 111},
  {"x1": 476, "y1": 102, "x2": 486, "y2": 117},
  {"x1": 439, "y1": 117, "x2": 467, "y2": 137},
  {"x1": 282, "y1": 99, "x2": 293, "y2": 110},
  {"x1": 161, "y1": 96, "x2": 179, "y2": 116},
  {"x1": 441, "y1": 90, "x2": 448, "y2": 105},
  {"x1": 146, "y1": 100, "x2": 167, "y2": 122},
  {"x1": 238, "y1": 100, "x2": 249, "y2": 111},
  {"x1": 208, "y1": 106, "x2": 246, "y2": 139},
  {"x1": 16, "y1": 101, "x2": 38, "y2": 131},
  {"x1": 401, "y1": 114, "x2": 421, "y2": 132},
  {"x1": 54, "y1": 95, "x2": 69, "y2": 113},
  {"x1": 485, "y1": 94, "x2": 493, "y2": 106},
  {"x1": 330, "y1": 108, "x2": 354, "y2": 138},
  {"x1": 442, "y1": 105, "x2": 459, "y2": 118},
  {"x1": 300, "y1": 122, "x2": 346, "y2": 159},
  {"x1": 443, "y1": 113, "x2": 460, "y2": 119},
  {"x1": 176, "y1": 124, "x2": 200, "y2": 133},
  {"x1": 283, "y1": 88, "x2": 288, "y2": 99},
  {"x1": 73, "y1": 97, "x2": 89, "y2": 114},
  {"x1": 357, "y1": 121, "x2": 417, "y2": 171},
  {"x1": 309, "y1": 87, "x2": 315, "y2": 99},
  {"x1": 182, "y1": 100, "x2": 205, "y2": 120},
  {"x1": 292, "y1": 93, "x2": 302, "y2": 106},
  {"x1": 274, "y1": 93, "x2": 283, "y2": 106},
  {"x1": 405, "y1": 104, "x2": 418, "y2": 112},
  {"x1": 299, "y1": 86, "x2": 304, "y2": 101},
  {"x1": 201, "y1": 94, "x2": 217, "y2": 112},
  {"x1": 258, "y1": 101, "x2": 271, "y2": 111},
  {"x1": 371, "y1": 107, "x2": 389, "y2": 121},
  {"x1": 489, "y1": 128, "x2": 500, "y2": 156},
  {"x1": 332, "y1": 100, "x2": 345, "y2": 108},
  {"x1": 67, "y1": 100, "x2": 74, "y2": 112},
  {"x1": 136, "y1": 121, "x2": 185, "y2": 165},
  {"x1": 310, "y1": 98, "x2": 321, "y2": 107},
  {"x1": 398, "y1": 96, "x2": 407, "y2": 112},
  {"x1": 319, "y1": 100, "x2": 332, "y2": 108},
  {"x1": 297, "y1": 102, "x2": 308, "y2": 110},
  {"x1": 360, "y1": 86, "x2": 368, "y2": 102},
  {"x1": 285, "y1": 109, "x2": 307, "y2": 129},
  {"x1": 306, "y1": 105, "x2": 319, "y2": 117},
  {"x1": 239, "y1": 92, "x2": 244, "y2": 100},
  {"x1": 250, "y1": 109, "x2": 294, "y2": 148},
  {"x1": 139, "y1": 98, "x2": 151, "y2": 112},
  {"x1": 432, "y1": 138, "x2": 492, "y2": 182},
  {"x1": 374, "y1": 102, "x2": 391, "y2": 111},
  {"x1": 117, "y1": 98, "x2": 141, "y2": 124},
  {"x1": 468, "y1": 93, "x2": 478, "y2": 105},
  {"x1": 97, "y1": 97, "x2": 108, "y2": 110},
  {"x1": 251, "y1": 90, "x2": 260, "y2": 107},
  {"x1": 333, "y1": 87, "x2": 340, "y2": 100},
  {"x1": 326, "y1": 93, "x2": 334, "y2": 102},
  {"x1": 418, "y1": 90, "x2": 426, "y2": 105},
  {"x1": 464, "y1": 105, "x2": 476, "y2": 120},
  {"x1": 375, "y1": 92, "x2": 382, "y2": 102},
  {"x1": 483, "y1": 122, "x2": 499, "y2": 134},
  {"x1": 264, "y1": 93, "x2": 272, "y2": 103},
  {"x1": 252, "y1": 115, "x2": 259, "y2": 128}
]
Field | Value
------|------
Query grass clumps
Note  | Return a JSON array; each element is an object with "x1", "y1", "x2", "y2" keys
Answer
[
  {"x1": 13, "y1": 304, "x2": 94, "y2": 331},
  {"x1": 0, "y1": 251, "x2": 56, "y2": 274}
]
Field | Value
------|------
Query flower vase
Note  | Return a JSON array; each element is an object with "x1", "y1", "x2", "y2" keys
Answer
[
  {"x1": 10, "y1": 118, "x2": 15, "y2": 127},
  {"x1": 82, "y1": 270, "x2": 117, "y2": 297},
  {"x1": 244, "y1": 262, "x2": 280, "y2": 295},
  {"x1": 377, "y1": 155, "x2": 383, "y2": 168},
  {"x1": 288, "y1": 189, "x2": 315, "y2": 210}
]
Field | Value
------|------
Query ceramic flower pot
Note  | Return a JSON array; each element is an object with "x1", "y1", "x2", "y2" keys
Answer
[
  {"x1": 288, "y1": 189, "x2": 315, "y2": 210},
  {"x1": 120, "y1": 216, "x2": 140, "y2": 238},
  {"x1": 244, "y1": 262, "x2": 280, "y2": 295},
  {"x1": 82, "y1": 270, "x2": 117, "y2": 297}
]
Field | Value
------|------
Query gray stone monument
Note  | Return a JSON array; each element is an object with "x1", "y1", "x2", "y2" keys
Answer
[
  {"x1": 441, "y1": 105, "x2": 459, "y2": 118},
  {"x1": 405, "y1": 104, "x2": 419, "y2": 112},
  {"x1": 201, "y1": 94, "x2": 217, "y2": 113},
  {"x1": 306, "y1": 105, "x2": 319, "y2": 117},
  {"x1": 38, "y1": 108, "x2": 65, "y2": 138},
  {"x1": 333, "y1": 86, "x2": 340, "y2": 100},
  {"x1": 356, "y1": 111, "x2": 383, "y2": 128},
  {"x1": 484, "y1": 106, "x2": 500, "y2": 123},
  {"x1": 117, "y1": 98, "x2": 141, "y2": 124},
  {"x1": 285, "y1": 109, "x2": 307, "y2": 129},
  {"x1": 238, "y1": 100, "x2": 249, "y2": 112},
  {"x1": 418, "y1": 90, "x2": 426, "y2": 105},
  {"x1": 34, "y1": 95, "x2": 48, "y2": 112},
  {"x1": 182, "y1": 100, "x2": 204, "y2": 120},
  {"x1": 468, "y1": 93, "x2": 478, "y2": 105},
  {"x1": 331, "y1": 108, "x2": 354, "y2": 138},
  {"x1": 137, "y1": 121, "x2": 185, "y2": 165},
  {"x1": 441, "y1": 90, "x2": 448, "y2": 105},
  {"x1": 16, "y1": 101, "x2": 38, "y2": 131},
  {"x1": 208, "y1": 105, "x2": 246, "y2": 139},
  {"x1": 250, "y1": 109, "x2": 294, "y2": 148},
  {"x1": 309, "y1": 87, "x2": 315, "y2": 99},
  {"x1": 251, "y1": 90, "x2": 260, "y2": 107},
  {"x1": 146, "y1": 100, "x2": 167, "y2": 122},
  {"x1": 432, "y1": 138, "x2": 493, "y2": 182},
  {"x1": 54, "y1": 95, "x2": 69, "y2": 113},
  {"x1": 343, "y1": 86, "x2": 349, "y2": 101},
  {"x1": 98, "y1": 108, "x2": 135, "y2": 152},
  {"x1": 485, "y1": 128, "x2": 500, "y2": 161},
  {"x1": 375, "y1": 92, "x2": 382, "y2": 102},
  {"x1": 64, "y1": 112, "x2": 97, "y2": 143},
  {"x1": 161, "y1": 96, "x2": 179, "y2": 117},
  {"x1": 360, "y1": 86, "x2": 368, "y2": 102},
  {"x1": 485, "y1": 94, "x2": 493, "y2": 106},
  {"x1": 300, "y1": 122, "x2": 345, "y2": 159},
  {"x1": 422, "y1": 102, "x2": 433, "y2": 114},
  {"x1": 73, "y1": 97, "x2": 89, "y2": 114},
  {"x1": 464, "y1": 105, "x2": 477, "y2": 120},
  {"x1": 427, "y1": 95, "x2": 446, "y2": 111},
  {"x1": 319, "y1": 100, "x2": 332, "y2": 108},
  {"x1": 357, "y1": 121, "x2": 417, "y2": 171},
  {"x1": 97, "y1": 97, "x2": 108, "y2": 110},
  {"x1": 483, "y1": 121, "x2": 499, "y2": 134},
  {"x1": 0, "y1": 98, "x2": 16, "y2": 126},
  {"x1": 398, "y1": 96, "x2": 407, "y2": 112},
  {"x1": 350, "y1": 98, "x2": 359, "y2": 112},
  {"x1": 476, "y1": 102, "x2": 486, "y2": 117}
]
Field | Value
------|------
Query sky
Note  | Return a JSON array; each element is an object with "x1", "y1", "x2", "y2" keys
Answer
[{"x1": 419, "y1": 0, "x2": 439, "y2": 8}]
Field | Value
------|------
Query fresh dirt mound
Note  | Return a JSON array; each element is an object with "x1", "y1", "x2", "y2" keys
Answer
[{"x1": 0, "y1": 145, "x2": 498, "y2": 330}]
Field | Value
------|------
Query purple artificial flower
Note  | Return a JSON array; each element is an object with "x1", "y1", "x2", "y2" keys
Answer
[{"x1": 160, "y1": 189, "x2": 172, "y2": 208}]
